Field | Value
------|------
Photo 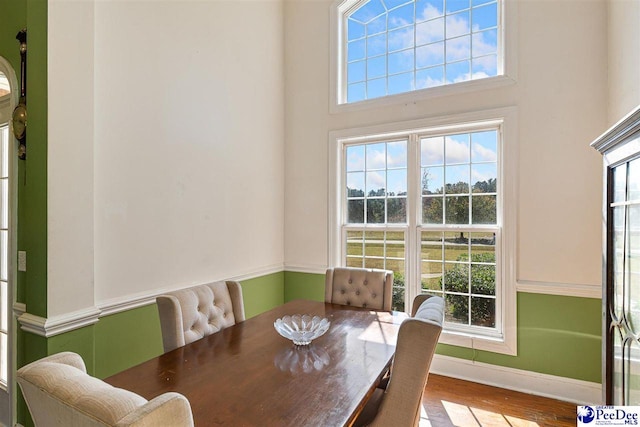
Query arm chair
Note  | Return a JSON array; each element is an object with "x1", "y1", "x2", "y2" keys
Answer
[
  {"x1": 16, "y1": 352, "x2": 194, "y2": 427},
  {"x1": 325, "y1": 267, "x2": 393, "y2": 311},
  {"x1": 156, "y1": 280, "x2": 245, "y2": 353},
  {"x1": 356, "y1": 294, "x2": 444, "y2": 427}
]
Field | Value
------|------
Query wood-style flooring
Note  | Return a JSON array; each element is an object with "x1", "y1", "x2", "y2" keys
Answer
[{"x1": 420, "y1": 374, "x2": 577, "y2": 427}]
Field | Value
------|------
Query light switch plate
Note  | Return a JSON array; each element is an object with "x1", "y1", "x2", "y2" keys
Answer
[{"x1": 18, "y1": 251, "x2": 26, "y2": 272}]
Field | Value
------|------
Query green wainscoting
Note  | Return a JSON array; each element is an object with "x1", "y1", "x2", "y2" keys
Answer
[
  {"x1": 284, "y1": 270, "x2": 325, "y2": 302},
  {"x1": 438, "y1": 292, "x2": 602, "y2": 383},
  {"x1": 94, "y1": 305, "x2": 163, "y2": 378},
  {"x1": 283, "y1": 272, "x2": 602, "y2": 383},
  {"x1": 242, "y1": 271, "x2": 285, "y2": 318},
  {"x1": 14, "y1": 270, "x2": 602, "y2": 426}
]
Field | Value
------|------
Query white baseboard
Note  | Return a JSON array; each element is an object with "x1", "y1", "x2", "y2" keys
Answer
[{"x1": 431, "y1": 354, "x2": 602, "y2": 405}]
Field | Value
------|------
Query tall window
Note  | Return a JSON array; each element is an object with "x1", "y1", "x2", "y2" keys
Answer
[
  {"x1": 332, "y1": 111, "x2": 517, "y2": 352},
  {"x1": 341, "y1": 0, "x2": 501, "y2": 104}
]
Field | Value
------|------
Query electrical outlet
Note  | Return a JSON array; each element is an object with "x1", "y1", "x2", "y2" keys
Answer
[{"x1": 18, "y1": 251, "x2": 26, "y2": 272}]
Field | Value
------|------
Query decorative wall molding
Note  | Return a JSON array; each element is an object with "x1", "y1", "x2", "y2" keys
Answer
[
  {"x1": 17, "y1": 306, "x2": 101, "y2": 338},
  {"x1": 516, "y1": 280, "x2": 601, "y2": 299},
  {"x1": 17, "y1": 265, "x2": 288, "y2": 335},
  {"x1": 12, "y1": 302, "x2": 26, "y2": 318},
  {"x1": 15, "y1": 267, "x2": 602, "y2": 338},
  {"x1": 283, "y1": 263, "x2": 327, "y2": 275},
  {"x1": 591, "y1": 104, "x2": 640, "y2": 153},
  {"x1": 431, "y1": 354, "x2": 602, "y2": 405}
]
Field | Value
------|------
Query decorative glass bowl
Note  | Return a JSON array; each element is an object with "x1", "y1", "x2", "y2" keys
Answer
[{"x1": 274, "y1": 314, "x2": 330, "y2": 346}]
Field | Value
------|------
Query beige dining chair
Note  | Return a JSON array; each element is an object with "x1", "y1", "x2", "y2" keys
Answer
[
  {"x1": 325, "y1": 267, "x2": 393, "y2": 311},
  {"x1": 356, "y1": 294, "x2": 444, "y2": 427},
  {"x1": 156, "y1": 280, "x2": 245, "y2": 353},
  {"x1": 17, "y1": 351, "x2": 194, "y2": 427}
]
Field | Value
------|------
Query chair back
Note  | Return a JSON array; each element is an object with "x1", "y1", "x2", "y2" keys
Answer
[
  {"x1": 325, "y1": 267, "x2": 393, "y2": 311},
  {"x1": 156, "y1": 280, "x2": 245, "y2": 353},
  {"x1": 369, "y1": 295, "x2": 444, "y2": 427},
  {"x1": 17, "y1": 352, "x2": 194, "y2": 427}
]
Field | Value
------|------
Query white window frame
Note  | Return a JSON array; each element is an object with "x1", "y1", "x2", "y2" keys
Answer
[
  {"x1": 328, "y1": 107, "x2": 518, "y2": 355},
  {"x1": 330, "y1": 0, "x2": 518, "y2": 113}
]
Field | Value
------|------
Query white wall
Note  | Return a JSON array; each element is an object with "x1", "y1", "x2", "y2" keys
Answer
[
  {"x1": 283, "y1": 0, "x2": 607, "y2": 289},
  {"x1": 608, "y1": 0, "x2": 640, "y2": 124},
  {"x1": 48, "y1": 0, "x2": 285, "y2": 314},
  {"x1": 48, "y1": 0, "x2": 96, "y2": 317}
]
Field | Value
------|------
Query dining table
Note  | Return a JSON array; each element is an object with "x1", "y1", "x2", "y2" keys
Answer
[{"x1": 105, "y1": 299, "x2": 408, "y2": 426}]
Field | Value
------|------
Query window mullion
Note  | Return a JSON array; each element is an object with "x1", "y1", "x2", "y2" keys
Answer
[{"x1": 406, "y1": 134, "x2": 420, "y2": 311}]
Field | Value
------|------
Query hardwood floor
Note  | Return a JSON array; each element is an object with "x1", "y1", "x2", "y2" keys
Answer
[{"x1": 420, "y1": 374, "x2": 577, "y2": 427}]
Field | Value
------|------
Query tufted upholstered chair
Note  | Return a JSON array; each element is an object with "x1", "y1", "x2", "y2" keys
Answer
[
  {"x1": 156, "y1": 280, "x2": 245, "y2": 353},
  {"x1": 325, "y1": 267, "x2": 393, "y2": 311},
  {"x1": 17, "y1": 351, "x2": 194, "y2": 427},
  {"x1": 355, "y1": 295, "x2": 444, "y2": 427}
]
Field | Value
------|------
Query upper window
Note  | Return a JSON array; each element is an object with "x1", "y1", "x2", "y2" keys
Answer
[{"x1": 341, "y1": 0, "x2": 501, "y2": 104}]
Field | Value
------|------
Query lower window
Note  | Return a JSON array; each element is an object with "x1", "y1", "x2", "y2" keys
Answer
[{"x1": 330, "y1": 109, "x2": 517, "y2": 354}]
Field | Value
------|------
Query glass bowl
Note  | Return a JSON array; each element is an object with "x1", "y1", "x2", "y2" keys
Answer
[{"x1": 274, "y1": 314, "x2": 330, "y2": 346}]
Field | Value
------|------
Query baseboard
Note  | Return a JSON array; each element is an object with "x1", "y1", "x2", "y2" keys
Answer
[{"x1": 431, "y1": 354, "x2": 602, "y2": 405}]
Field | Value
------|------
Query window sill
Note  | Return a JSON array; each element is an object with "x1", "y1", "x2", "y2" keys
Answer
[
  {"x1": 330, "y1": 75, "x2": 516, "y2": 115},
  {"x1": 440, "y1": 327, "x2": 517, "y2": 356}
]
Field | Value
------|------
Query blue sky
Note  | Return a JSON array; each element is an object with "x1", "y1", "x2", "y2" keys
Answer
[
  {"x1": 346, "y1": 0, "x2": 499, "y2": 102},
  {"x1": 346, "y1": 130, "x2": 497, "y2": 196}
]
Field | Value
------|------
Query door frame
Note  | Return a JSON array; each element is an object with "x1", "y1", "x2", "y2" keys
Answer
[{"x1": 0, "y1": 54, "x2": 18, "y2": 427}]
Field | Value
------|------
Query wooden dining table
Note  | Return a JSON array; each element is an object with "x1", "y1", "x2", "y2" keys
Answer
[{"x1": 105, "y1": 299, "x2": 408, "y2": 426}]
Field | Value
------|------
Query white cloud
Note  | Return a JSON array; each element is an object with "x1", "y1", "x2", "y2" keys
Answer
[
  {"x1": 347, "y1": 149, "x2": 365, "y2": 171},
  {"x1": 387, "y1": 141, "x2": 407, "y2": 167},
  {"x1": 446, "y1": 35, "x2": 470, "y2": 62},
  {"x1": 418, "y1": 4, "x2": 443, "y2": 21},
  {"x1": 367, "y1": 171, "x2": 386, "y2": 189},
  {"x1": 445, "y1": 135, "x2": 470, "y2": 163},
  {"x1": 445, "y1": 12, "x2": 470, "y2": 38},
  {"x1": 472, "y1": 143, "x2": 497, "y2": 162},
  {"x1": 416, "y1": 17, "x2": 444, "y2": 45},
  {"x1": 472, "y1": 168, "x2": 492, "y2": 183},
  {"x1": 367, "y1": 146, "x2": 386, "y2": 169},
  {"x1": 421, "y1": 137, "x2": 444, "y2": 165}
]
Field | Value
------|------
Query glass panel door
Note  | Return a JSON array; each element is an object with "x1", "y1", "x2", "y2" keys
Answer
[{"x1": 608, "y1": 157, "x2": 640, "y2": 405}]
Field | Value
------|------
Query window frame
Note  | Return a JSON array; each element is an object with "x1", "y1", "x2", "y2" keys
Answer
[
  {"x1": 330, "y1": 0, "x2": 517, "y2": 113},
  {"x1": 328, "y1": 107, "x2": 518, "y2": 355}
]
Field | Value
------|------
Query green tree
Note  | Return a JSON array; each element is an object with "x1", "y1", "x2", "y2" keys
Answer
[
  {"x1": 392, "y1": 272, "x2": 405, "y2": 312},
  {"x1": 442, "y1": 252, "x2": 496, "y2": 327}
]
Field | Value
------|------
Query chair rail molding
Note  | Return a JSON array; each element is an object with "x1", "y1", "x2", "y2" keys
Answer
[
  {"x1": 16, "y1": 306, "x2": 101, "y2": 338},
  {"x1": 99, "y1": 263, "x2": 285, "y2": 317},
  {"x1": 516, "y1": 280, "x2": 601, "y2": 299}
]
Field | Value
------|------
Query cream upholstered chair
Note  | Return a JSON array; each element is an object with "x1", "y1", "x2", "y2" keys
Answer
[
  {"x1": 356, "y1": 294, "x2": 444, "y2": 427},
  {"x1": 156, "y1": 280, "x2": 245, "y2": 353},
  {"x1": 325, "y1": 267, "x2": 393, "y2": 311},
  {"x1": 17, "y1": 352, "x2": 194, "y2": 427}
]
